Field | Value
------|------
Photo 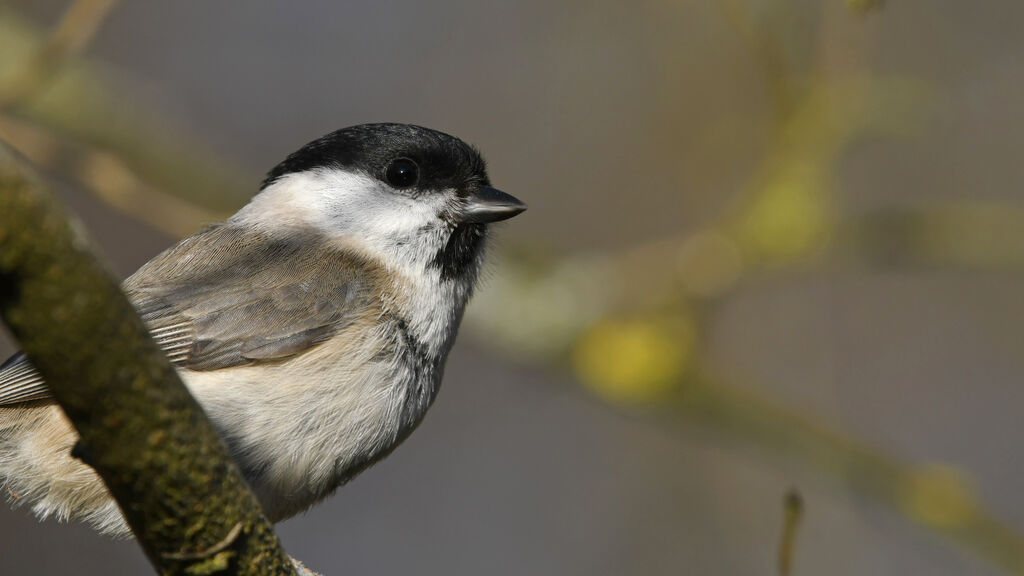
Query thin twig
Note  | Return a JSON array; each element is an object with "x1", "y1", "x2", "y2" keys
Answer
[
  {"x1": 715, "y1": 0, "x2": 797, "y2": 118},
  {"x1": 778, "y1": 489, "x2": 803, "y2": 576},
  {"x1": 677, "y1": 376, "x2": 1024, "y2": 575}
]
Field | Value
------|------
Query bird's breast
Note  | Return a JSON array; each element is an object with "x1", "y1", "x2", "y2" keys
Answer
[{"x1": 177, "y1": 320, "x2": 440, "y2": 521}]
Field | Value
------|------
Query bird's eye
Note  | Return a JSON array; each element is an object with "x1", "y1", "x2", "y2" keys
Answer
[{"x1": 385, "y1": 158, "x2": 419, "y2": 189}]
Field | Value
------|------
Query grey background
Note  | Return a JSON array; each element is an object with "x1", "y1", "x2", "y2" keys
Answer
[{"x1": 2, "y1": 1, "x2": 1024, "y2": 574}]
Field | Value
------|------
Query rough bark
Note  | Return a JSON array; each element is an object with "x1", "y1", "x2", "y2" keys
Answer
[{"x1": 0, "y1": 141, "x2": 297, "y2": 576}]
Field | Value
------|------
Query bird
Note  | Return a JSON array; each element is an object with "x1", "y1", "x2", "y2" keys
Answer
[{"x1": 0, "y1": 123, "x2": 526, "y2": 537}]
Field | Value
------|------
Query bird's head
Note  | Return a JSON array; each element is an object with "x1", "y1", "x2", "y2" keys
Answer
[{"x1": 236, "y1": 123, "x2": 526, "y2": 281}]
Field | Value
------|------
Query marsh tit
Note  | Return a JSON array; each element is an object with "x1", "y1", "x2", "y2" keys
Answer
[{"x1": 0, "y1": 123, "x2": 526, "y2": 537}]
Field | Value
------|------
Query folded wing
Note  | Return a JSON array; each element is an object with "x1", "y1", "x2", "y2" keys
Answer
[{"x1": 0, "y1": 225, "x2": 379, "y2": 406}]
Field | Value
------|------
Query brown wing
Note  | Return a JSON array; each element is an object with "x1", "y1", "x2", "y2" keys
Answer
[{"x1": 0, "y1": 224, "x2": 380, "y2": 405}]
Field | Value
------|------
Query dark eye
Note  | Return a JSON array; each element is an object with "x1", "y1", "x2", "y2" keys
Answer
[{"x1": 385, "y1": 158, "x2": 419, "y2": 188}]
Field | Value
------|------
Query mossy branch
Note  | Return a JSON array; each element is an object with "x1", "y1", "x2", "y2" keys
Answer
[{"x1": 0, "y1": 141, "x2": 297, "y2": 575}]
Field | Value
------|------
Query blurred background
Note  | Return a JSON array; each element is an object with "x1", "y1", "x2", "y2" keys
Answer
[{"x1": 2, "y1": 1, "x2": 1024, "y2": 574}]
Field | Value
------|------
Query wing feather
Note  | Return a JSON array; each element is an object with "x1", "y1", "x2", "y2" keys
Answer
[
  {"x1": 0, "y1": 353, "x2": 50, "y2": 404},
  {"x1": 0, "y1": 225, "x2": 380, "y2": 406}
]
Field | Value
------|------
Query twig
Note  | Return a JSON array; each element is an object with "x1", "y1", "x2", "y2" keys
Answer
[
  {"x1": 847, "y1": 0, "x2": 884, "y2": 14},
  {"x1": 715, "y1": 0, "x2": 797, "y2": 118},
  {"x1": 778, "y1": 489, "x2": 803, "y2": 576}
]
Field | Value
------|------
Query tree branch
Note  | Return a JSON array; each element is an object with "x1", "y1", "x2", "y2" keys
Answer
[{"x1": 0, "y1": 140, "x2": 297, "y2": 575}]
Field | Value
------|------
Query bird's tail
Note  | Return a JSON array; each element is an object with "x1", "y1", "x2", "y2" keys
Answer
[{"x1": 0, "y1": 401, "x2": 131, "y2": 537}]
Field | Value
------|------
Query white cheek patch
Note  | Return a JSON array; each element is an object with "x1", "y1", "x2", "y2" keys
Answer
[{"x1": 233, "y1": 169, "x2": 453, "y2": 269}]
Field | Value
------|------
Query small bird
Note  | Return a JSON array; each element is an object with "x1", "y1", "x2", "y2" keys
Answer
[{"x1": 0, "y1": 123, "x2": 525, "y2": 537}]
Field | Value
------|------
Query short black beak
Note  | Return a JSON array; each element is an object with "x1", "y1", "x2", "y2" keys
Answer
[{"x1": 461, "y1": 186, "x2": 527, "y2": 224}]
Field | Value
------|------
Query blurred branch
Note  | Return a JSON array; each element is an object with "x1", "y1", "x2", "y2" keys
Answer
[
  {"x1": 846, "y1": 0, "x2": 885, "y2": 14},
  {"x1": 836, "y1": 204, "x2": 1024, "y2": 270},
  {"x1": 716, "y1": 0, "x2": 797, "y2": 116},
  {"x1": 0, "y1": 7, "x2": 253, "y2": 215},
  {"x1": 0, "y1": 1, "x2": 222, "y2": 239},
  {"x1": 466, "y1": 6, "x2": 1023, "y2": 570},
  {"x1": 470, "y1": 196, "x2": 1024, "y2": 363},
  {"x1": 473, "y1": 274, "x2": 1024, "y2": 575},
  {"x1": 0, "y1": 141, "x2": 297, "y2": 574},
  {"x1": 0, "y1": 113, "x2": 225, "y2": 237},
  {"x1": 0, "y1": 0, "x2": 118, "y2": 110}
]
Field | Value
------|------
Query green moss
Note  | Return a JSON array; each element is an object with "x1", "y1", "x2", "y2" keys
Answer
[{"x1": 184, "y1": 551, "x2": 235, "y2": 575}]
